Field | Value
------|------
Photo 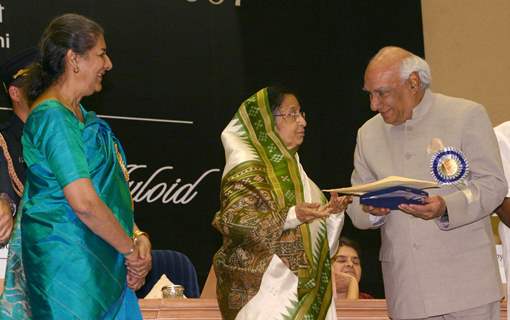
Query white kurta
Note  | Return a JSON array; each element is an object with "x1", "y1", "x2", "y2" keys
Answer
[{"x1": 494, "y1": 121, "x2": 510, "y2": 320}]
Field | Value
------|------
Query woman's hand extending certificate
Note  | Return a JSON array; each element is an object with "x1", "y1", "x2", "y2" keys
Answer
[
  {"x1": 296, "y1": 193, "x2": 351, "y2": 223},
  {"x1": 327, "y1": 192, "x2": 352, "y2": 213}
]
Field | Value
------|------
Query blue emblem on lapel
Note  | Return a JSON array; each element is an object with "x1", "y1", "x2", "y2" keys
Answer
[{"x1": 430, "y1": 147, "x2": 469, "y2": 185}]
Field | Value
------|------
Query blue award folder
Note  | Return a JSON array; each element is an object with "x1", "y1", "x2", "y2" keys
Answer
[{"x1": 359, "y1": 185, "x2": 428, "y2": 210}]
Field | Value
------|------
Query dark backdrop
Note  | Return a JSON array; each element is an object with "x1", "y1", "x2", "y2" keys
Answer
[{"x1": 0, "y1": 0, "x2": 424, "y2": 298}]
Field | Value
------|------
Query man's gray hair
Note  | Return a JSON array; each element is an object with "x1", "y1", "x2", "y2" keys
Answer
[{"x1": 399, "y1": 55, "x2": 431, "y2": 89}]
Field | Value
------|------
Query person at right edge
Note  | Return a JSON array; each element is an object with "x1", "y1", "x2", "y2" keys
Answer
[
  {"x1": 347, "y1": 46, "x2": 507, "y2": 320},
  {"x1": 494, "y1": 121, "x2": 510, "y2": 320}
]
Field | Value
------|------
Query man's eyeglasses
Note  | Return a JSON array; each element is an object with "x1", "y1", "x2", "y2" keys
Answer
[
  {"x1": 364, "y1": 79, "x2": 409, "y2": 100},
  {"x1": 273, "y1": 111, "x2": 306, "y2": 121}
]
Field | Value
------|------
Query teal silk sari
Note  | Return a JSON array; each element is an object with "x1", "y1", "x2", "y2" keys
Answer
[{"x1": 0, "y1": 100, "x2": 141, "y2": 319}]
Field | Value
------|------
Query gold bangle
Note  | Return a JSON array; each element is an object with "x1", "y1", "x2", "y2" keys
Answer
[
  {"x1": 122, "y1": 243, "x2": 135, "y2": 257},
  {"x1": 133, "y1": 230, "x2": 149, "y2": 241}
]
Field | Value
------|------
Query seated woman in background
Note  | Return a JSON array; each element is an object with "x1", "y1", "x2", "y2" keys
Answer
[{"x1": 332, "y1": 237, "x2": 374, "y2": 299}]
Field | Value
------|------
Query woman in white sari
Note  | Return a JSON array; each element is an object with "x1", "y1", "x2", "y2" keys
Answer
[{"x1": 213, "y1": 87, "x2": 351, "y2": 319}]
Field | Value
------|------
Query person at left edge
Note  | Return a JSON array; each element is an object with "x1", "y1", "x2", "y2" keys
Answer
[
  {"x1": 0, "y1": 13, "x2": 151, "y2": 319},
  {"x1": 0, "y1": 47, "x2": 38, "y2": 246}
]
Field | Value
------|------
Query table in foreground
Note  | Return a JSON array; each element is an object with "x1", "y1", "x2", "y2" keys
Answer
[{"x1": 139, "y1": 298, "x2": 508, "y2": 320}]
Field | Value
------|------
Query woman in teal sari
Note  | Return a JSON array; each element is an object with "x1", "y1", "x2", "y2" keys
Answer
[
  {"x1": 213, "y1": 87, "x2": 351, "y2": 320},
  {"x1": 0, "y1": 14, "x2": 151, "y2": 319}
]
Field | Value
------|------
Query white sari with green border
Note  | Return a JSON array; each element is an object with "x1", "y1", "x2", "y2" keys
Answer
[{"x1": 213, "y1": 88, "x2": 344, "y2": 320}]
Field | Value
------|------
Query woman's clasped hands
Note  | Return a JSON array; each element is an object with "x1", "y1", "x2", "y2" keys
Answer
[{"x1": 125, "y1": 235, "x2": 152, "y2": 291}]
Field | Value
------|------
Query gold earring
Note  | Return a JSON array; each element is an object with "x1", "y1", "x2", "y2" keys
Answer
[{"x1": 73, "y1": 66, "x2": 79, "y2": 73}]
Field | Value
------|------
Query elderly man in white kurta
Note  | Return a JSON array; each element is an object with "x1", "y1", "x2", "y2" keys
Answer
[{"x1": 347, "y1": 46, "x2": 506, "y2": 320}]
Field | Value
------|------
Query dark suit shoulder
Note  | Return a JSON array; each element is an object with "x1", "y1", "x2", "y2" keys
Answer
[
  {"x1": 0, "y1": 119, "x2": 12, "y2": 131},
  {"x1": 0, "y1": 114, "x2": 23, "y2": 141}
]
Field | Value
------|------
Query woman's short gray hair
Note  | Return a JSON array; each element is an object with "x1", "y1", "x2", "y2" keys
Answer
[{"x1": 399, "y1": 55, "x2": 431, "y2": 89}]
